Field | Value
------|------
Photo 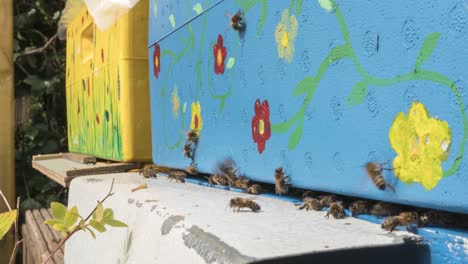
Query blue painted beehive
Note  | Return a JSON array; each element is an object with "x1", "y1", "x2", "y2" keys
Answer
[{"x1": 148, "y1": 0, "x2": 468, "y2": 214}]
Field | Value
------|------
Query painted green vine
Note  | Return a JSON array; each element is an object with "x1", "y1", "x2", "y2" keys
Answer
[{"x1": 270, "y1": 0, "x2": 467, "y2": 177}]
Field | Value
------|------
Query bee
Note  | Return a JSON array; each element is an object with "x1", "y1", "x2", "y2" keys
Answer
[
  {"x1": 186, "y1": 129, "x2": 199, "y2": 144},
  {"x1": 365, "y1": 162, "x2": 396, "y2": 192},
  {"x1": 297, "y1": 197, "x2": 322, "y2": 211},
  {"x1": 205, "y1": 174, "x2": 228, "y2": 186},
  {"x1": 183, "y1": 143, "x2": 194, "y2": 160},
  {"x1": 318, "y1": 195, "x2": 341, "y2": 207},
  {"x1": 370, "y1": 202, "x2": 402, "y2": 217},
  {"x1": 382, "y1": 212, "x2": 419, "y2": 232},
  {"x1": 226, "y1": 10, "x2": 245, "y2": 31},
  {"x1": 418, "y1": 210, "x2": 456, "y2": 228},
  {"x1": 229, "y1": 197, "x2": 260, "y2": 212},
  {"x1": 168, "y1": 171, "x2": 187, "y2": 183},
  {"x1": 325, "y1": 202, "x2": 346, "y2": 219},
  {"x1": 246, "y1": 184, "x2": 262, "y2": 194},
  {"x1": 186, "y1": 164, "x2": 198, "y2": 175},
  {"x1": 302, "y1": 190, "x2": 319, "y2": 200},
  {"x1": 234, "y1": 176, "x2": 251, "y2": 189},
  {"x1": 348, "y1": 200, "x2": 372, "y2": 217},
  {"x1": 274, "y1": 167, "x2": 291, "y2": 195},
  {"x1": 217, "y1": 158, "x2": 238, "y2": 186},
  {"x1": 138, "y1": 165, "x2": 158, "y2": 178}
]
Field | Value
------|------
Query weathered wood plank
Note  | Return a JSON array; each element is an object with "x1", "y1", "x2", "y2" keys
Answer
[
  {"x1": 32, "y1": 153, "x2": 64, "y2": 161},
  {"x1": 32, "y1": 209, "x2": 63, "y2": 264},
  {"x1": 65, "y1": 162, "x2": 138, "y2": 177},
  {"x1": 25, "y1": 210, "x2": 49, "y2": 263},
  {"x1": 32, "y1": 160, "x2": 67, "y2": 187},
  {"x1": 62, "y1": 152, "x2": 96, "y2": 164}
]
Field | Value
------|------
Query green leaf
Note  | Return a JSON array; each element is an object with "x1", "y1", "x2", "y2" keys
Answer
[
  {"x1": 90, "y1": 220, "x2": 107, "y2": 233},
  {"x1": 288, "y1": 125, "x2": 303, "y2": 150},
  {"x1": 52, "y1": 223, "x2": 68, "y2": 233},
  {"x1": 0, "y1": 210, "x2": 17, "y2": 240},
  {"x1": 44, "y1": 219, "x2": 63, "y2": 227},
  {"x1": 103, "y1": 208, "x2": 114, "y2": 220},
  {"x1": 51, "y1": 202, "x2": 67, "y2": 221},
  {"x1": 293, "y1": 77, "x2": 314, "y2": 96},
  {"x1": 104, "y1": 219, "x2": 128, "y2": 228},
  {"x1": 93, "y1": 203, "x2": 104, "y2": 221},
  {"x1": 193, "y1": 3, "x2": 203, "y2": 14},
  {"x1": 64, "y1": 206, "x2": 79, "y2": 228},
  {"x1": 415, "y1": 32, "x2": 441, "y2": 69},
  {"x1": 346, "y1": 82, "x2": 367, "y2": 106},
  {"x1": 85, "y1": 227, "x2": 96, "y2": 239}
]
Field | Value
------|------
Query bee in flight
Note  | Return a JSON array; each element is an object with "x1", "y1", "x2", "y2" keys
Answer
[
  {"x1": 381, "y1": 212, "x2": 419, "y2": 233},
  {"x1": 226, "y1": 10, "x2": 245, "y2": 31},
  {"x1": 365, "y1": 162, "x2": 396, "y2": 192},
  {"x1": 229, "y1": 197, "x2": 261, "y2": 213}
]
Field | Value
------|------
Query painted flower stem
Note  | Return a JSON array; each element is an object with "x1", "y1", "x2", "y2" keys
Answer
[{"x1": 272, "y1": 4, "x2": 467, "y2": 177}]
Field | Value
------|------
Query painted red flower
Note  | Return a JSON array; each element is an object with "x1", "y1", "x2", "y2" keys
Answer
[
  {"x1": 153, "y1": 43, "x2": 161, "y2": 78},
  {"x1": 251, "y1": 99, "x2": 271, "y2": 154},
  {"x1": 213, "y1": 34, "x2": 227, "y2": 75}
]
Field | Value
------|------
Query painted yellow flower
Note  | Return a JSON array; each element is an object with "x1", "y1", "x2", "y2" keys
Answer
[
  {"x1": 190, "y1": 101, "x2": 203, "y2": 133},
  {"x1": 389, "y1": 102, "x2": 451, "y2": 190},
  {"x1": 171, "y1": 86, "x2": 180, "y2": 118},
  {"x1": 274, "y1": 9, "x2": 298, "y2": 63}
]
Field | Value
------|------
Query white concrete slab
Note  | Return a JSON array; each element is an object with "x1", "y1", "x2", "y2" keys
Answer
[{"x1": 65, "y1": 173, "x2": 418, "y2": 264}]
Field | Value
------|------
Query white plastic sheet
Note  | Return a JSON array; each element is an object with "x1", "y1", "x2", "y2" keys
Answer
[{"x1": 83, "y1": 0, "x2": 142, "y2": 30}]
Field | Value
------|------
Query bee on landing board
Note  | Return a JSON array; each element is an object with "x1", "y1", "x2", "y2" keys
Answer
[
  {"x1": 138, "y1": 165, "x2": 159, "y2": 178},
  {"x1": 186, "y1": 164, "x2": 198, "y2": 175},
  {"x1": 297, "y1": 197, "x2": 323, "y2": 211},
  {"x1": 229, "y1": 197, "x2": 260, "y2": 212},
  {"x1": 365, "y1": 162, "x2": 396, "y2": 192},
  {"x1": 205, "y1": 174, "x2": 228, "y2": 186},
  {"x1": 234, "y1": 176, "x2": 251, "y2": 189},
  {"x1": 302, "y1": 190, "x2": 319, "y2": 200},
  {"x1": 382, "y1": 212, "x2": 419, "y2": 232},
  {"x1": 326, "y1": 202, "x2": 346, "y2": 219},
  {"x1": 370, "y1": 202, "x2": 403, "y2": 217},
  {"x1": 246, "y1": 184, "x2": 262, "y2": 195},
  {"x1": 274, "y1": 167, "x2": 291, "y2": 195},
  {"x1": 168, "y1": 171, "x2": 187, "y2": 183},
  {"x1": 349, "y1": 200, "x2": 372, "y2": 217},
  {"x1": 418, "y1": 210, "x2": 456, "y2": 228},
  {"x1": 226, "y1": 10, "x2": 245, "y2": 31},
  {"x1": 318, "y1": 195, "x2": 341, "y2": 207}
]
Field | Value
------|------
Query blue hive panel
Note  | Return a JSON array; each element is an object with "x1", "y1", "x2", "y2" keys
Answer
[{"x1": 148, "y1": 0, "x2": 468, "y2": 214}]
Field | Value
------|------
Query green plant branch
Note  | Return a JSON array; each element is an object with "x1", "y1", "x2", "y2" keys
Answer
[{"x1": 271, "y1": 3, "x2": 467, "y2": 176}]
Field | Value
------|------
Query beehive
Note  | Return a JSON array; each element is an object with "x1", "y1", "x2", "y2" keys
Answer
[
  {"x1": 148, "y1": 0, "x2": 468, "y2": 213},
  {"x1": 65, "y1": 0, "x2": 151, "y2": 161}
]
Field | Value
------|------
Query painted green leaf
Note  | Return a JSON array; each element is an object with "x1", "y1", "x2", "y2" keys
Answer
[
  {"x1": 103, "y1": 208, "x2": 114, "y2": 220},
  {"x1": 85, "y1": 227, "x2": 96, "y2": 239},
  {"x1": 234, "y1": 0, "x2": 258, "y2": 12},
  {"x1": 0, "y1": 210, "x2": 17, "y2": 240},
  {"x1": 258, "y1": 0, "x2": 267, "y2": 35},
  {"x1": 288, "y1": 125, "x2": 303, "y2": 150},
  {"x1": 51, "y1": 202, "x2": 67, "y2": 220},
  {"x1": 226, "y1": 57, "x2": 235, "y2": 69},
  {"x1": 346, "y1": 82, "x2": 367, "y2": 106},
  {"x1": 292, "y1": 77, "x2": 314, "y2": 96},
  {"x1": 104, "y1": 219, "x2": 128, "y2": 228},
  {"x1": 93, "y1": 203, "x2": 104, "y2": 222},
  {"x1": 415, "y1": 32, "x2": 441, "y2": 69},
  {"x1": 90, "y1": 220, "x2": 107, "y2": 233},
  {"x1": 193, "y1": 3, "x2": 203, "y2": 15},
  {"x1": 64, "y1": 206, "x2": 79, "y2": 228},
  {"x1": 296, "y1": 0, "x2": 303, "y2": 15},
  {"x1": 318, "y1": 0, "x2": 336, "y2": 12}
]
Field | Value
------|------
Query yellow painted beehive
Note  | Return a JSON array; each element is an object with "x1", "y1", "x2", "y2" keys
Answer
[{"x1": 65, "y1": 0, "x2": 151, "y2": 161}]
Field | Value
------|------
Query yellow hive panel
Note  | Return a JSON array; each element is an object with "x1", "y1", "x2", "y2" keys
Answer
[{"x1": 65, "y1": 0, "x2": 151, "y2": 162}]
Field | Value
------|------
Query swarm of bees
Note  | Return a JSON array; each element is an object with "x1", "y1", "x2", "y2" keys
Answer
[
  {"x1": 229, "y1": 197, "x2": 260, "y2": 212},
  {"x1": 274, "y1": 167, "x2": 291, "y2": 195},
  {"x1": 365, "y1": 162, "x2": 395, "y2": 192}
]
